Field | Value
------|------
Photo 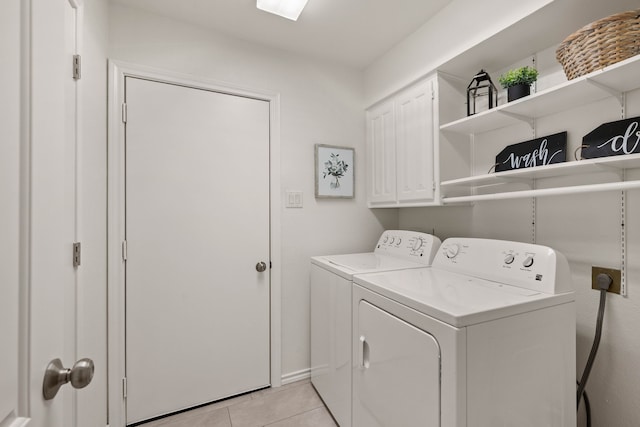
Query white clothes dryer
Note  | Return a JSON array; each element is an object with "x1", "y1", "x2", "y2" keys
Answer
[
  {"x1": 310, "y1": 230, "x2": 441, "y2": 427},
  {"x1": 352, "y1": 238, "x2": 576, "y2": 427}
]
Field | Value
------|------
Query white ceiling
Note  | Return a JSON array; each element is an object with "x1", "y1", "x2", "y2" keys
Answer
[{"x1": 111, "y1": 0, "x2": 453, "y2": 69}]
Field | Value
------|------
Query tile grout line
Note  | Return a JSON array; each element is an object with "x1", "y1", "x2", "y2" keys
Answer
[
  {"x1": 225, "y1": 407, "x2": 232, "y2": 427},
  {"x1": 260, "y1": 406, "x2": 333, "y2": 427}
]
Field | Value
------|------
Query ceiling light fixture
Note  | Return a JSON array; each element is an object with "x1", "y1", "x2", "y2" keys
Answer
[{"x1": 257, "y1": 0, "x2": 309, "y2": 21}]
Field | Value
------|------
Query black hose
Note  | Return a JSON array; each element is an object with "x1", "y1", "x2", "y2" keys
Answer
[
  {"x1": 584, "y1": 389, "x2": 591, "y2": 427},
  {"x1": 577, "y1": 380, "x2": 592, "y2": 426},
  {"x1": 577, "y1": 287, "x2": 608, "y2": 409}
]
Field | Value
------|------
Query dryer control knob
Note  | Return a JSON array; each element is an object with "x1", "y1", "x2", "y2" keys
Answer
[
  {"x1": 523, "y1": 256, "x2": 534, "y2": 268},
  {"x1": 504, "y1": 254, "x2": 515, "y2": 264},
  {"x1": 446, "y1": 244, "x2": 460, "y2": 259},
  {"x1": 412, "y1": 238, "x2": 423, "y2": 251}
]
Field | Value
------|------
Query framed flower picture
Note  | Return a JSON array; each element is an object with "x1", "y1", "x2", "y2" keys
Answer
[{"x1": 315, "y1": 144, "x2": 355, "y2": 198}]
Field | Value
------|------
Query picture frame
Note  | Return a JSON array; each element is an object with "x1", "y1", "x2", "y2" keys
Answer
[{"x1": 314, "y1": 144, "x2": 355, "y2": 199}]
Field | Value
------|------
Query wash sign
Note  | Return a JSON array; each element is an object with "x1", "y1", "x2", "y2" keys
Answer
[{"x1": 495, "y1": 132, "x2": 567, "y2": 172}]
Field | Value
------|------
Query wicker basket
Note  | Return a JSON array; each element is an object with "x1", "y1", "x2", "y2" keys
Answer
[{"x1": 556, "y1": 9, "x2": 640, "y2": 80}]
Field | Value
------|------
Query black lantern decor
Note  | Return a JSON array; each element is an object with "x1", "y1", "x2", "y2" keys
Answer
[{"x1": 467, "y1": 69, "x2": 498, "y2": 116}]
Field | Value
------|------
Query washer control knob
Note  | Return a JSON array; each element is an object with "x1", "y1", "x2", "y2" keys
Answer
[
  {"x1": 395, "y1": 238, "x2": 402, "y2": 246},
  {"x1": 412, "y1": 238, "x2": 423, "y2": 251},
  {"x1": 446, "y1": 244, "x2": 460, "y2": 259},
  {"x1": 523, "y1": 256, "x2": 534, "y2": 268},
  {"x1": 383, "y1": 235, "x2": 389, "y2": 244},
  {"x1": 504, "y1": 254, "x2": 515, "y2": 265},
  {"x1": 389, "y1": 237, "x2": 395, "y2": 244}
]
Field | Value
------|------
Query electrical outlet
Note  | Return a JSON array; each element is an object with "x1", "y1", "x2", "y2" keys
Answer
[{"x1": 591, "y1": 266, "x2": 621, "y2": 294}]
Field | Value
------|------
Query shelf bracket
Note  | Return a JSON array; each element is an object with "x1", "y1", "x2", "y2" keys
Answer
[
  {"x1": 585, "y1": 78, "x2": 623, "y2": 106},
  {"x1": 497, "y1": 111, "x2": 534, "y2": 130}
]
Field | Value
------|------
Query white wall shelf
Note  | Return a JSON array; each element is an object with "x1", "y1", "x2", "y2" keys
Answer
[
  {"x1": 368, "y1": 200, "x2": 443, "y2": 209},
  {"x1": 440, "y1": 54, "x2": 640, "y2": 135},
  {"x1": 439, "y1": 52, "x2": 640, "y2": 204},
  {"x1": 441, "y1": 153, "x2": 640, "y2": 189},
  {"x1": 442, "y1": 180, "x2": 640, "y2": 204}
]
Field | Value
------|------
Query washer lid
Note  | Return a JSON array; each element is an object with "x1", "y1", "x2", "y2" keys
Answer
[
  {"x1": 311, "y1": 253, "x2": 428, "y2": 280},
  {"x1": 354, "y1": 267, "x2": 575, "y2": 327}
]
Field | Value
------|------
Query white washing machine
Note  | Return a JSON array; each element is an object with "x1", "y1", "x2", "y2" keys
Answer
[
  {"x1": 310, "y1": 230, "x2": 441, "y2": 427},
  {"x1": 352, "y1": 238, "x2": 576, "y2": 427}
]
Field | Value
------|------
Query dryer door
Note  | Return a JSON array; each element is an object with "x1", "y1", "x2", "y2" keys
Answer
[{"x1": 354, "y1": 300, "x2": 440, "y2": 427}]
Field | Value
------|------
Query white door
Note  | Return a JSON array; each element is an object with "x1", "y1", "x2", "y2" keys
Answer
[
  {"x1": 396, "y1": 78, "x2": 435, "y2": 203},
  {"x1": 25, "y1": 1, "x2": 103, "y2": 427},
  {"x1": 353, "y1": 301, "x2": 440, "y2": 427},
  {"x1": 124, "y1": 77, "x2": 271, "y2": 424},
  {"x1": 366, "y1": 100, "x2": 397, "y2": 204},
  {"x1": 2, "y1": 1, "x2": 105, "y2": 426}
]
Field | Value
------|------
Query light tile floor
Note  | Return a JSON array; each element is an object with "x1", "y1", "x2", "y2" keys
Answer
[{"x1": 139, "y1": 379, "x2": 338, "y2": 427}]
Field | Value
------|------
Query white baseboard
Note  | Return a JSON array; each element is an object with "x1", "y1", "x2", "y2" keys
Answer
[{"x1": 280, "y1": 368, "x2": 311, "y2": 385}]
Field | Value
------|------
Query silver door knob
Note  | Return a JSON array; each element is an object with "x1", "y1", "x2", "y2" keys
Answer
[
  {"x1": 43, "y1": 358, "x2": 95, "y2": 400},
  {"x1": 256, "y1": 262, "x2": 267, "y2": 272}
]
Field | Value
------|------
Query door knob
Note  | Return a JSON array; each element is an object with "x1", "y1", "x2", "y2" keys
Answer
[
  {"x1": 43, "y1": 358, "x2": 95, "y2": 400},
  {"x1": 256, "y1": 262, "x2": 267, "y2": 272}
]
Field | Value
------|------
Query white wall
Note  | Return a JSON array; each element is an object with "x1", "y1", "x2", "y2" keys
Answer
[
  {"x1": 363, "y1": 0, "x2": 553, "y2": 106},
  {"x1": 108, "y1": 3, "x2": 397, "y2": 379}
]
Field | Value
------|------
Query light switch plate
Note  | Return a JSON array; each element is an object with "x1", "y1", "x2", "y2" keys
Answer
[{"x1": 285, "y1": 191, "x2": 303, "y2": 208}]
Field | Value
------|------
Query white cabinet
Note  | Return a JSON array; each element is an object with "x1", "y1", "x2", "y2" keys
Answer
[{"x1": 366, "y1": 76, "x2": 439, "y2": 207}]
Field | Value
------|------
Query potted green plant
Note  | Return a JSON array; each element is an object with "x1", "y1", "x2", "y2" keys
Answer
[{"x1": 498, "y1": 66, "x2": 539, "y2": 102}]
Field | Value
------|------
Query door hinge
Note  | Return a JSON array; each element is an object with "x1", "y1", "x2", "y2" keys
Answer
[
  {"x1": 72, "y1": 54, "x2": 81, "y2": 80},
  {"x1": 122, "y1": 377, "x2": 127, "y2": 399},
  {"x1": 122, "y1": 240, "x2": 127, "y2": 261},
  {"x1": 431, "y1": 89, "x2": 435, "y2": 100},
  {"x1": 122, "y1": 103, "x2": 127, "y2": 123},
  {"x1": 73, "y1": 242, "x2": 81, "y2": 267}
]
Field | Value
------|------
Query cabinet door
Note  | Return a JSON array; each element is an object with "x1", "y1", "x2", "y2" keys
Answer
[
  {"x1": 366, "y1": 99, "x2": 396, "y2": 204},
  {"x1": 395, "y1": 78, "x2": 435, "y2": 202}
]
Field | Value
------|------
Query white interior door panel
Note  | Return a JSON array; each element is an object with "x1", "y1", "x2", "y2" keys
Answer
[{"x1": 125, "y1": 77, "x2": 271, "y2": 424}]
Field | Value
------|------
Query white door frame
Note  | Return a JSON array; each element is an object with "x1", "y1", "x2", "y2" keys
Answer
[{"x1": 107, "y1": 61, "x2": 282, "y2": 427}]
